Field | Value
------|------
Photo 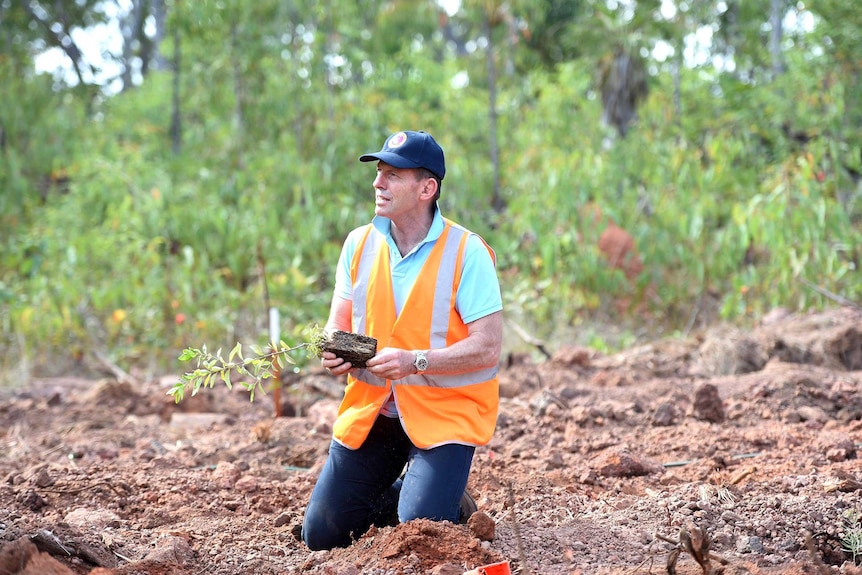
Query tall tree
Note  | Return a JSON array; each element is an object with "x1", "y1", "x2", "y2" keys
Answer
[
  {"x1": 16, "y1": 0, "x2": 106, "y2": 87},
  {"x1": 117, "y1": 0, "x2": 168, "y2": 91},
  {"x1": 768, "y1": 0, "x2": 785, "y2": 78},
  {"x1": 483, "y1": 3, "x2": 504, "y2": 212},
  {"x1": 810, "y1": 0, "x2": 862, "y2": 204}
]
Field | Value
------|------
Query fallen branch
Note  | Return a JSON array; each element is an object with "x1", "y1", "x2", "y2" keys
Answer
[
  {"x1": 505, "y1": 318, "x2": 552, "y2": 359},
  {"x1": 799, "y1": 277, "x2": 862, "y2": 312},
  {"x1": 92, "y1": 350, "x2": 135, "y2": 385}
]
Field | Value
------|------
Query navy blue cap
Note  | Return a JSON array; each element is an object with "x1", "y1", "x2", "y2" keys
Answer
[{"x1": 359, "y1": 130, "x2": 446, "y2": 180}]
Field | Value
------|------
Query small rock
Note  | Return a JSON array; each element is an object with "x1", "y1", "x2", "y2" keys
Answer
[
  {"x1": 0, "y1": 537, "x2": 76, "y2": 575},
  {"x1": 306, "y1": 400, "x2": 339, "y2": 435},
  {"x1": 544, "y1": 452, "x2": 565, "y2": 470},
  {"x1": 593, "y1": 447, "x2": 663, "y2": 478},
  {"x1": 234, "y1": 475, "x2": 258, "y2": 493},
  {"x1": 651, "y1": 401, "x2": 679, "y2": 426},
  {"x1": 815, "y1": 431, "x2": 856, "y2": 462},
  {"x1": 144, "y1": 535, "x2": 194, "y2": 566},
  {"x1": 18, "y1": 490, "x2": 46, "y2": 512},
  {"x1": 693, "y1": 383, "x2": 725, "y2": 423},
  {"x1": 795, "y1": 405, "x2": 828, "y2": 424},
  {"x1": 748, "y1": 536, "x2": 764, "y2": 553},
  {"x1": 31, "y1": 468, "x2": 55, "y2": 488},
  {"x1": 721, "y1": 510, "x2": 743, "y2": 524},
  {"x1": 579, "y1": 469, "x2": 599, "y2": 485},
  {"x1": 212, "y1": 461, "x2": 242, "y2": 489},
  {"x1": 290, "y1": 523, "x2": 303, "y2": 542},
  {"x1": 467, "y1": 511, "x2": 496, "y2": 541},
  {"x1": 551, "y1": 346, "x2": 594, "y2": 367},
  {"x1": 65, "y1": 508, "x2": 121, "y2": 529}
]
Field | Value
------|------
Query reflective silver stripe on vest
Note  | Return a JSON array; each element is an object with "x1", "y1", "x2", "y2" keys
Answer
[
  {"x1": 352, "y1": 368, "x2": 387, "y2": 387},
  {"x1": 395, "y1": 365, "x2": 498, "y2": 388},
  {"x1": 351, "y1": 225, "x2": 379, "y2": 335},
  {"x1": 429, "y1": 225, "x2": 463, "y2": 348}
]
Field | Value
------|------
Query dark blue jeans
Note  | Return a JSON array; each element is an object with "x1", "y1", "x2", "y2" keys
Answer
[{"x1": 302, "y1": 414, "x2": 475, "y2": 550}]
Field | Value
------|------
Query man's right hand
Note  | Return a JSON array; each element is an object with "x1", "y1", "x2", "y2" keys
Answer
[{"x1": 321, "y1": 351, "x2": 353, "y2": 377}]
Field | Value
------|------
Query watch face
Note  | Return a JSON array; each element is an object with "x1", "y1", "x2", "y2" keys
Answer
[{"x1": 415, "y1": 353, "x2": 428, "y2": 371}]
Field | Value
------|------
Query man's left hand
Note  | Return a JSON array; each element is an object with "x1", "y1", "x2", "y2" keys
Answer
[{"x1": 365, "y1": 347, "x2": 416, "y2": 380}]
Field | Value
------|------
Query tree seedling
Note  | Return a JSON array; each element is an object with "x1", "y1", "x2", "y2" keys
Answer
[
  {"x1": 841, "y1": 509, "x2": 862, "y2": 565},
  {"x1": 657, "y1": 524, "x2": 728, "y2": 575},
  {"x1": 168, "y1": 328, "x2": 377, "y2": 403}
]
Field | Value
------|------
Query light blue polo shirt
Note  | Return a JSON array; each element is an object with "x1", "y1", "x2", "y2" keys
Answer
[{"x1": 333, "y1": 208, "x2": 503, "y2": 323}]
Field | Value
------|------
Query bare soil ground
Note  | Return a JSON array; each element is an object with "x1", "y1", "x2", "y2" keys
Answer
[{"x1": 2, "y1": 307, "x2": 862, "y2": 575}]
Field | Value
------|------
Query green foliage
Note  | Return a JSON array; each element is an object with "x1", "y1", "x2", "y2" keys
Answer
[
  {"x1": 170, "y1": 325, "x2": 329, "y2": 402},
  {"x1": 2, "y1": 0, "x2": 861, "y2": 382},
  {"x1": 725, "y1": 151, "x2": 860, "y2": 313},
  {"x1": 0, "y1": 62, "x2": 87, "y2": 230},
  {"x1": 510, "y1": 0, "x2": 587, "y2": 68}
]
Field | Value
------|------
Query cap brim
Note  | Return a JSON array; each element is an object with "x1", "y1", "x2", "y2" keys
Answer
[{"x1": 358, "y1": 152, "x2": 421, "y2": 170}]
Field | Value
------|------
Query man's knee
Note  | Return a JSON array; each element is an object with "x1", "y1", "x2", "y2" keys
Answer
[
  {"x1": 301, "y1": 504, "x2": 354, "y2": 551},
  {"x1": 301, "y1": 526, "x2": 331, "y2": 551},
  {"x1": 302, "y1": 517, "x2": 343, "y2": 551}
]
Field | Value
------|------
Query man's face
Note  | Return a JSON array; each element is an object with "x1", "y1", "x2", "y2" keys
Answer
[{"x1": 372, "y1": 162, "x2": 426, "y2": 220}]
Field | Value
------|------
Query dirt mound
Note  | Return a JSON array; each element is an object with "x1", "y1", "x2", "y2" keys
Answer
[{"x1": 1, "y1": 307, "x2": 861, "y2": 574}]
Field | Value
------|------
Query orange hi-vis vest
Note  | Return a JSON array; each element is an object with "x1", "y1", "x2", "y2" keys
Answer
[{"x1": 332, "y1": 218, "x2": 499, "y2": 450}]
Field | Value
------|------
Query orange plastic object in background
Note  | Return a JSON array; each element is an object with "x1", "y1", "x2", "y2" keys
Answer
[{"x1": 462, "y1": 560, "x2": 511, "y2": 575}]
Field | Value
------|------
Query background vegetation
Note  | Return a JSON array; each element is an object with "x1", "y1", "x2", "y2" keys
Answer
[{"x1": 1, "y1": 0, "x2": 860, "y2": 384}]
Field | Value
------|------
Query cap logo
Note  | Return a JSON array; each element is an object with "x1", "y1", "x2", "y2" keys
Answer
[{"x1": 387, "y1": 132, "x2": 408, "y2": 149}]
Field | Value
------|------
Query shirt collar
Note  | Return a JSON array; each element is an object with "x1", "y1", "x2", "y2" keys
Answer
[{"x1": 372, "y1": 204, "x2": 445, "y2": 247}]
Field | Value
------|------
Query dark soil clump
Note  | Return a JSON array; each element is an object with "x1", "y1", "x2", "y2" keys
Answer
[{"x1": 322, "y1": 331, "x2": 377, "y2": 368}]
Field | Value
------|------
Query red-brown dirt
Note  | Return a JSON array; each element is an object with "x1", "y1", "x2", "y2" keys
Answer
[{"x1": 2, "y1": 307, "x2": 862, "y2": 575}]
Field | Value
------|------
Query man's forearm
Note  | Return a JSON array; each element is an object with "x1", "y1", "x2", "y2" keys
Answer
[{"x1": 421, "y1": 311, "x2": 502, "y2": 375}]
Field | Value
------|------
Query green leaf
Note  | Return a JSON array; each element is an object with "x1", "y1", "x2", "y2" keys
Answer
[
  {"x1": 167, "y1": 382, "x2": 185, "y2": 403},
  {"x1": 178, "y1": 348, "x2": 198, "y2": 361}
]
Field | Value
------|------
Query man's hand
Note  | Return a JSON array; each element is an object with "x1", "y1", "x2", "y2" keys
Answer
[
  {"x1": 321, "y1": 351, "x2": 353, "y2": 377},
  {"x1": 365, "y1": 347, "x2": 415, "y2": 380}
]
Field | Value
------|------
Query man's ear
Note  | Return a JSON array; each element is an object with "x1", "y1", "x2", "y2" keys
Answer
[{"x1": 421, "y1": 177, "x2": 438, "y2": 200}]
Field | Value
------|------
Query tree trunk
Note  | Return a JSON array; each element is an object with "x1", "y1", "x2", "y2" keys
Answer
[
  {"x1": 230, "y1": 22, "x2": 246, "y2": 160},
  {"x1": 170, "y1": 26, "x2": 182, "y2": 154},
  {"x1": 151, "y1": 0, "x2": 168, "y2": 72},
  {"x1": 119, "y1": 0, "x2": 146, "y2": 92},
  {"x1": 769, "y1": 0, "x2": 785, "y2": 79},
  {"x1": 484, "y1": 11, "x2": 505, "y2": 213}
]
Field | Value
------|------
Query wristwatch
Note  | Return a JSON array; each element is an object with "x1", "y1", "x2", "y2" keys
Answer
[{"x1": 413, "y1": 350, "x2": 428, "y2": 374}]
